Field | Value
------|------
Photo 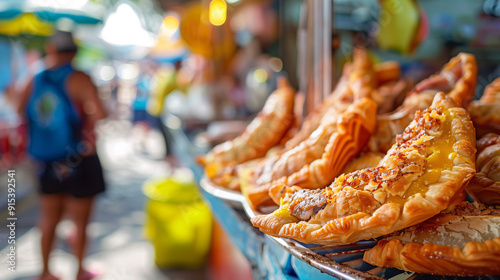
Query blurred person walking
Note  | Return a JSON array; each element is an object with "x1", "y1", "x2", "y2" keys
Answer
[
  {"x1": 16, "y1": 31, "x2": 107, "y2": 280},
  {"x1": 146, "y1": 61, "x2": 183, "y2": 165}
]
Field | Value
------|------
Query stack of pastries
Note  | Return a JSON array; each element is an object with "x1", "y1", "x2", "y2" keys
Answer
[{"x1": 197, "y1": 49, "x2": 500, "y2": 276}]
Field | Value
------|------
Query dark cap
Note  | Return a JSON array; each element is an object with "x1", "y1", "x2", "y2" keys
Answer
[{"x1": 49, "y1": 30, "x2": 78, "y2": 53}]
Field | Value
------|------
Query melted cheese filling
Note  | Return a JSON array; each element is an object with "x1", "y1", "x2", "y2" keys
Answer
[
  {"x1": 274, "y1": 203, "x2": 300, "y2": 222},
  {"x1": 388, "y1": 109, "x2": 456, "y2": 205},
  {"x1": 274, "y1": 205, "x2": 290, "y2": 218}
]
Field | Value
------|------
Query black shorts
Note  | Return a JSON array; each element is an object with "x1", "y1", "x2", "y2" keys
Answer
[{"x1": 37, "y1": 154, "x2": 106, "y2": 198}]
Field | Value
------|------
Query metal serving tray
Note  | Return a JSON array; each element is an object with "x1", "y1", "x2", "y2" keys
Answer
[
  {"x1": 199, "y1": 177, "x2": 245, "y2": 208},
  {"x1": 200, "y1": 177, "x2": 499, "y2": 280}
]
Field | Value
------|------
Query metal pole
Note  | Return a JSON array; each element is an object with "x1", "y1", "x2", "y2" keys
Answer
[
  {"x1": 300, "y1": 0, "x2": 335, "y2": 116},
  {"x1": 297, "y1": 0, "x2": 308, "y2": 95},
  {"x1": 304, "y1": 0, "x2": 317, "y2": 116},
  {"x1": 322, "y1": 0, "x2": 333, "y2": 100},
  {"x1": 313, "y1": 0, "x2": 322, "y2": 108}
]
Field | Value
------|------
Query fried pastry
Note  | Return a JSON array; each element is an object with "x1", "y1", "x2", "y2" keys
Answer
[
  {"x1": 249, "y1": 62, "x2": 356, "y2": 192},
  {"x1": 249, "y1": 49, "x2": 374, "y2": 184},
  {"x1": 372, "y1": 59, "x2": 409, "y2": 114},
  {"x1": 246, "y1": 49, "x2": 378, "y2": 208},
  {"x1": 247, "y1": 97, "x2": 377, "y2": 209},
  {"x1": 265, "y1": 97, "x2": 378, "y2": 205},
  {"x1": 252, "y1": 71, "x2": 354, "y2": 187},
  {"x1": 372, "y1": 79, "x2": 412, "y2": 114},
  {"x1": 197, "y1": 77, "x2": 295, "y2": 189},
  {"x1": 409, "y1": 53, "x2": 477, "y2": 108},
  {"x1": 340, "y1": 152, "x2": 384, "y2": 174},
  {"x1": 468, "y1": 77, "x2": 500, "y2": 137},
  {"x1": 283, "y1": 63, "x2": 354, "y2": 150},
  {"x1": 476, "y1": 132, "x2": 500, "y2": 152},
  {"x1": 466, "y1": 133, "x2": 500, "y2": 205},
  {"x1": 251, "y1": 93, "x2": 476, "y2": 245},
  {"x1": 363, "y1": 202, "x2": 500, "y2": 276},
  {"x1": 252, "y1": 51, "x2": 402, "y2": 187},
  {"x1": 374, "y1": 61, "x2": 401, "y2": 87},
  {"x1": 370, "y1": 53, "x2": 477, "y2": 153}
]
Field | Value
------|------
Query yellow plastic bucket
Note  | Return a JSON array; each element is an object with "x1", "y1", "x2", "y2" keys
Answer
[{"x1": 143, "y1": 175, "x2": 212, "y2": 268}]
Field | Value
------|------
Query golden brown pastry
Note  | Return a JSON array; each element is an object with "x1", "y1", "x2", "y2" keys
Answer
[
  {"x1": 466, "y1": 133, "x2": 500, "y2": 205},
  {"x1": 370, "y1": 53, "x2": 477, "y2": 153},
  {"x1": 372, "y1": 57, "x2": 409, "y2": 114},
  {"x1": 248, "y1": 50, "x2": 371, "y2": 184},
  {"x1": 408, "y1": 52, "x2": 477, "y2": 108},
  {"x1": 374, "y1": 61, "x2": 401, "y2": 87},
  {"x1": 254, "y1": 77, "x2": 357, "y2": 186},
  {"x1": 283, "y1": 63, "x2": 354, "y2": 151},
  {"x1": 252, "y1": 51, "x2": 403, "y2": 188},
  {"x1": 266, "y1": 97, "x2": 378, "y2": 205},
  {"x1": 363, "y1": 202, "x2": 500, "y2": 276},
  {"x1": 476, "y1": 132, "x2": 500, "y2": 152},
  {"x1": 248, "y1": 64, "x2": 354, "y2": 195},
  {"x1": 251, "y1": 93, "x2": 476, "y2": 245},
  {"x1": 372, "y1": 79, "x2": 412, "y2": 115},
  {"x1": 246, "y1": 49, "x2": 378, "y2": 208},
  {"x1": 340, "y1": 152, "x2": 384, "y2": 174},
  {"x1": 468, "y1": 77, "x2": 500, "y2": 137},
  {"x1": 197, "y1": 77, "x2": 295, "y2": 189},
  {"x1": 248, "y1": 99, "x2": 378, "y2": 209}
]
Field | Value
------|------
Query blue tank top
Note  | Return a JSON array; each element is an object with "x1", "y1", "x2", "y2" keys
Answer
[{"x1": 26, "y1": 64, "x2": 82, "y2": 161}]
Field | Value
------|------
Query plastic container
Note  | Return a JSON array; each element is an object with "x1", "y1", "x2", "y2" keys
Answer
[{"x1": 143, "y1": 173, "x2": 212, "y2": 269}]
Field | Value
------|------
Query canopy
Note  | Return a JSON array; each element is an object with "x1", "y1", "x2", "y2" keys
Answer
[{"x1": 0, "y1": 0, "x2": 104, "y2": 36}]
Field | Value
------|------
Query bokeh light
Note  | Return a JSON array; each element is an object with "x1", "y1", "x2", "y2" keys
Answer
[
  {"x1": 99, "y1": 65, "x2": 116, "y2": 81},
  {"x1": 269, "y1": 57, "x2": 283, "y2": 72},
  {"x1": 209, "y1": 0, "x2": 227, "y2": 26},
  {"x1": 253, "y1": 68, "x2": 268, "y2": 83},
  {"x1": 162, "y1": 14, "x2": 180, "y2": 38},
  {"x1": 117, "y1": 63, "x2": 139, "y2": 81}
]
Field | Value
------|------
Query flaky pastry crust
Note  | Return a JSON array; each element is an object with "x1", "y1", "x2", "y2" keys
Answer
[
  {"x1": 468, "y1": 77, "x2": 500, "y2": 137},
  {"x1": 372, "y1": 79, "x2": 412, "y2": 114},
  {"x1": 251, "y1": 49, "x2": 375, "y2": 188},
  {"x1": 363, "y1": 202, "x2": 500, "y2": 276},
  {"x1": 246, "y1": 49, "x2": 378, "y2": 207},
  {"x1": 466, "y1": 133, "x2": 500, "y2": 205},
  {"x1": 247, "y1": 97, "x2": 378, "y2": 209},
  {"x1": 246, "y1": 49, "x2": 379, "y2": 209},
  {"x1": 267, "y1": 97, "x2": 377, "y2": 203},
  {"x1": 408, "y1": 52, "x2": 477, "y2": 108},
  {"x1": 251, "y1": 93, "x2": 476, "y2": 245},
  {"x1": 252, "y1": 49, "x2": 403, "y2": 190},
  {"x1": 371, "y1": 53, "x2": 477, "y2": 153},
  {"x1": 340, "y1": 152, "x2": 384, "y2": 174},
  {"x1": 476, "y1": 132, "x2": 500, "y2": 153},
  {"x1": 283, "y1": 63, "x2": 353, "y2": 150}
]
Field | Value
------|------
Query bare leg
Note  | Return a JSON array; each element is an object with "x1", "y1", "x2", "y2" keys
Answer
[
  {"x1": 39, "y1": 193, "x2": 65, "y2": 279},
  {"x1": 66, "y1": 196, "x2": 95, "y2": 279}
]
